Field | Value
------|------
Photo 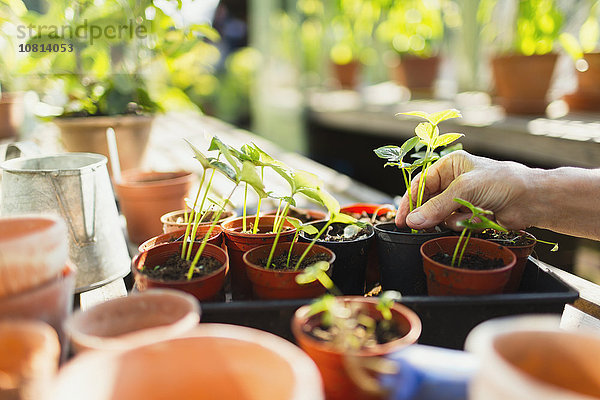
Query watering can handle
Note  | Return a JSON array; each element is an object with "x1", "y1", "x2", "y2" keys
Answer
[
  {"x1": 4, "y1": 141, "x2": 41, "y2": 161},
  {"x1": 50, "y1": 175, "x2": 97, "y2": 246}
]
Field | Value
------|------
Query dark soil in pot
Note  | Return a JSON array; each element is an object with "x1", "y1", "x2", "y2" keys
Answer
[
  {"x1": 140, "y1": 254, "x2": 222, "y2": 281},
  {"x1": 300, "y1": 222, "x2": 374, "y2": 295},
  {"x1": 374, "y1": 223, "x2": 450, "y2": 295},
  {"x1": 430, "y1": 253, "x2": 504, "y2": 270},
  {"x1": 307, "y1": 318, "x2": 403, "y2": 347},
  {"x1": 257, "y1": 253, "x2": 331, "y2": 271}
]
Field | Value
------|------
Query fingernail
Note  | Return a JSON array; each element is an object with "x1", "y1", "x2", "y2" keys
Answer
[{"x1": 407, "y1": 211, "x2": 425, "y2": 225}]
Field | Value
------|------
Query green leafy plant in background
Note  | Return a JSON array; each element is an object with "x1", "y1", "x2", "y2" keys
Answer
[
  {"x1": 374, "y1": 109, "x2": 463, "y2": 233},
  {"x1": 559, "y1": 0, "x2": 599, "y2": 69},
  {"x1": 18, "y1": 0, "x2": 220, "y2": 117},
  {"x1": 0, "y1": 0, "x2": 27, "y2": 93},
  {"x1": 296, "y1": 261, "x2": 402, "y2": 351},
  {"x1": 478, "y1": 0, "x2": 563, "y2": 55}
]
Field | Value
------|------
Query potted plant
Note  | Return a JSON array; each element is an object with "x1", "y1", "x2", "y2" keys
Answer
[
  {"x1": 420, "y1": 198, "x2": 517, "y2": 296},
  {"x1": 478, "y1": 0, "x2": 563, "y2": 114},
  {"x1": 138, "y1": 226, "x2": 223, "y2": 253},
  {"x1": 292, "y1": 265, "x2": 422, "y2": 400},
  {"x1": 0, "y1": 0, "x2": 26, "y2": 139},
  {"x1": 373, "y1": 109, "x2": 463, "y2": 295},
  {"x1": 23, "y1": 0, "x2": 220, "y2": 173},
  {"x1": 376, "y1": 0, "x2": 449, "y2": 96},
  {"x1": 559, "y1": 1, "x2": 600, "y2": 111}
]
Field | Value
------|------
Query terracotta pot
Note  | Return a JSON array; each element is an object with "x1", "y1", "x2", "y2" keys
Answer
[
  {"x1": 65, "y1": 289, "x2": 200, "y2": 353},
  {"x1": 221, "y1": 216, "x2": 298, "y2": 300},
  {"x1": 115, "y1": 170, "x2": 193, "y2": 244},
  {"x1": 0, "y1": 320, "x2": 60, "y2": 400},
  {"x1": 49, "y1": 324, "x2": 324, "y2": 400},
  {"x1": 132, "y1": 242, "x2": 228, "y2": 301},
  {"x1": 265, "y1": 207, "x2": 327, "y2": 224},
  {"x1": 54, "y1": 115, "x2": 153, "y2": 175},
  {"x1": 331, "y1": 60, "x2": 361, "y2": 89},
  {"x1": 138, "y1": 226, "x2": 223, "y2": 253},
  {"x1": 391, "y1": 55, "x2": 440, "y2": 96},
  {"x1": 563, "y1": 52, "x2": 600, "y2": 112},
  {"x1": 292, "y1": 297, "x2": 422, "y2": 400},
  {"x1": 0, "y1": 92, "x2": 24, "y2": 139},
  {"x1": 242, "y1": 242, "x2": 335, "y2": 299},
  {"x1": 491, "y1": 53, "x2": 558, "y2": 114},
  {"x1": 160, "y1": 209, "x2": 236, "y2": 234},
  {"x1": 0, "y1": 215, "x2": 68, "y2": 299},
  {"x1": 420, "y1": 237, "x2": 516, "y2": 296},
  {"x1": 0, "y1": 264, "x2": 75, "y2": 362},
  {"x1": 466, "y1": 315, "x2": 600, "y2": 400}
]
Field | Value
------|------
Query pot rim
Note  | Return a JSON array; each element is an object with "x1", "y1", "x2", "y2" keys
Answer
[
  {"x1": 221, "y1": 215, "x2": 300, "y2": 239},
  {"x1": 479, "y1": 230, "x2": 537, "y2": 250},
  {"x1": 292, "y1": 296, "x2": 422, "y2": 356},
  {"x1": 421, "y1": 237, "x2": 516, "y2": 275},
  {"x1": 117, "y1": 170, "x2": 193, "y2": 188},
  {"x1": 160, "y1": 209, "x2": 236, "y2": 226},
  {"x1": 299, "y1": 221, "x2": 375, "y2": 243},
  {"x1": 53, "y1": 114, "x2": 154, "y2": 125},
  {"x1": 243, "y1": 242, "x2": 336, "y2": 274},
  {"x1": 138, "y1": 226, "x2": 222, "y2": 253},
  {"x1": 0, "y1": 152, "x2": 107, "y2": 175},
  {"x1": 132, "y1": 242, "x2": 228, "y2": 284},
  {"x1": 374, "y1": 222, "x2": 450, "y2": 236}
]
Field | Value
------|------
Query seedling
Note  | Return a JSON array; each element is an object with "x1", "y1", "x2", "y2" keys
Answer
[
  {"x1": 374, "y1": 109, "x2": 464, "y2": 233},
  {"x1": 451, "y1": 198, "x2": 507, "y2": 268},
  {"x1": 296, "y1": 261, "x2": 403, "y2": 351}
]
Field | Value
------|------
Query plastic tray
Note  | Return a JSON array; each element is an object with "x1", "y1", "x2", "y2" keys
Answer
[{"x1": 200, "y1": 259, "x2": 578, "y2": 350}]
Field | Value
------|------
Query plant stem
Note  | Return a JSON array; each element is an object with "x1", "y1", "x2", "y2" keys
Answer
[
  {"x1": 286, "y1": 230, "x2": 300, "y2": 268},
  {"x1": 457, "y1": 230, "x2": 471, "y2": 267},
  {"x1": 451, "y1": 228, "x2": 467, "y2": 268},
  {"x1": 402, "y1": 169, "x2": 413, "y2": 213},
  {"x1": 265, "y1": 203, "x2": 290, "y2": 269},
  {"x1": 294, "y1": 221, "x2": 331, "y2": 271},
  {"x1": 243, "y1": 183, "x2": 248, "y2": 232},
  {"x1": 181, "y1": 169, "x2": 206, "y2": 259},
  {"x1": 187, "y1": 184, "x2": 238, "y2": 280},
  {"x1": 416, "y1": 144, "x2": 432, "y2": 209},
  {"x1": 252, "y1": 167, "x2": 264, "y2": 234},
  {"x1": 273, "y1": 199, "x2": 282, "y2": 232},
  {"x1": 197, "y1": 167, "x2": 217, "y2": 219}
]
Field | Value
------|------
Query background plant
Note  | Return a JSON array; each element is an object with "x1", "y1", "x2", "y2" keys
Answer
[
  {"x1": 0, "y1": 0, "x2": 27, "y2": 93},
  {"x1": 559, "y1": 0, "x2": 599, "y2": 70}
]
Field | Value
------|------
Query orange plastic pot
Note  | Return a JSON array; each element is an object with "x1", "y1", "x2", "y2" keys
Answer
[
  {"x1": 115, "y1": 170, "x2": 193, "y2": 244},
  {"x1": 292, "y1": 297, "x2": 422, "y2": 400},
  {"x1": 49, "y1": 324, "x2": 324, "y2": 400},
  {"x1": 242, "y1": 242, "x2": 335, "y2": 300},
  {"x1": 564, "y1": 53, "x2": 600, "y2": 112},
  {"x1": 340, "y1": 203, "x2": 395, "y2": 222},
  {"x1": 138, "y1": 226, "x2": 223, "y2": 253},
  {"x1": 0, "y1": 320, "x2": 60, "y2": 399},
  {"x1": 391, "y1": 55, "x2": 440, "y2": 96},
  {"x1": 0, "y1": 92, "x2": 24, "y2": 139},
  {"x1": 0, "y1": 264, "x2": 75, "y2": 362},
  {"x1": 132, "y1": 242, "x2": 228, "y2": 301},
  {"x1": 264, "y1": 207, "x2": 327, "y2": 224},
  {"x1": 160, "y1": 209, "x2": 237, "y2": 234},
  {"x1": 331, "y1": 60, "x2": 361, "y2": 89},
  {"x1": 491, "y1": 53, "x2": 557, "y2": 114},
  {"x1": 221, "y1": 216, "x2": 298, "y2": 300},
  {"x1": 420, "y1": 237, "x2": 516, "y2": 296}
]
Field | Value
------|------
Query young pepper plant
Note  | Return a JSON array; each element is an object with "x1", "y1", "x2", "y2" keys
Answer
[{"x1": 451, "y1": 198, "x2": 507, "y2": 268}]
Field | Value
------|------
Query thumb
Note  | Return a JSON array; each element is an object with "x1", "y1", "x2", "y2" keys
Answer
[{"x1": 406, "y1": 189, "x2": 462, "y2": 230}]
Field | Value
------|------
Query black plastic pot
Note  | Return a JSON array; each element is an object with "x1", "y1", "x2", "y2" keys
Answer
[
  {"x1": 374, "y1": 223, "x2": 451, "y2": 295},
  {"x1": 299, "y1": 221, "x2": 374, "y2": 295}
]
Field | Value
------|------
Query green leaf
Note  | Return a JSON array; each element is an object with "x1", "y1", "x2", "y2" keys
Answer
[
  {"x1": 440, "y1": 143, "x2": 463, "y2": 157},
  {"x1": 376, "y1": 290, "x2": 402, "y2": 320},
  {"x1": 209, "y1": 137, "x2": 241, "y2": 175},
  {"x1": 401, "y1": 136, "x2": 421, "y2": 154},
  {"x1": 384, "y1": 161, "x2": 411, "y2": 169},
  {"x1": 373, "y1": 145, "x2": 401, "y2": 161},
  {"x1": 580, "y1": 17, "x2": 599, "y2": 53},
  {"x1": 330, "y1": 212, "x2": 362, "y2": 225},
  {"x1": 559, "y1": 33, "x2": 583, "y2": 60},
  {"x1": 397, "y1": 110, "x2": 431, "y2": 121},
  {"x1": 415, "y1": 122, "x2": 435, "y2": 142},
  {"x1": 292, "y1": 169, "x2": 322, "y2": 192},
  {"x1": 285, "y1": 218, "x2": 319, "y2": 235},
  {"x1": 295, "y1": 261, "x2": 331, "y2": 285},
  {"x1": 189, "y1": 23, "x2": 221, "y2": 42},
  {"x1": 267, "y1": 193, "x2": 296, "y2": 206},
  {"x1": 429, "y1": 109, "x2": 461, "y2": 125},
  {"x1": 434, "y1": 133, "x2": 464, "y2": 148},
  {"x1": 185, "y1": 139, "x2": 211, "y2": 170},
  {"x1": 241, "y1": 144, "x2": 260, "y2": 162},
  {"x1": 239, "y1": 161, "x2": 266, "y2": 198},
  {"x1": 209, "y1": 160, "x2": 237, "y2": 181}
]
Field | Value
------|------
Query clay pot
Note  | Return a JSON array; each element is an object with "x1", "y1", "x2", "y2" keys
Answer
[
  {"x1": 331, "y1": 60, "x2": 361, "y2": 89},
  {"x1": 563, "y1": 52, "x2": 600, "y2": 112},
  {"x1": 0, "y1": 320, "x2": 60, "y2": 400},
  {"x1": 466, "y1": 315, "x2": 600, "y2": 400},
  {"x1": 138, "y1": 226, "x2": 223, "y2": 253},
  {"x1": 292, "y1": 297, "x2": 422, "y2": 400},
  {"x1": 242, "y1": 242, "x2": 335, "y2": 300},
  {"x1": 160, "y1": 209, "x2": 236, "y2": 233},
  {"x1": 420, "y1": 237, "x2": 516, "y2": 296},
  {"x1": 54, "y1": 115, "x2": 153, "y2": 175},
  {"x1": 115, "y1": 170, "x2": 193, "y2": 244},
  {"x1": 221, "y1": 216, "x2": 298, "y2": 300},
  {"x1": 491, "y1": 53, "x2": 558, "y2": 114},
  {"x1": 132, "y1": 242, "x2": 228, "y2": 301},
  {"x1": 391, "y1": 55, "x2": 440, "y2": 96},
  {"x1": 0, "y1": 215, "x2": 68, "y2": 299},
  {"x1": 265, "y1": 207, "x2": 327, "y2": 224},
  {"x1": 0, "y1": 265, "x2": 75, "y2": 362},
  {"x1": 65, "y1": 289, "x2": 200, "y2": 353},
  {"x1": 49, "y1": 324, "x2": 324, "y2": 400},
  {"x1": 0, "y1": 92, "x2": 24, "y2": 139}
]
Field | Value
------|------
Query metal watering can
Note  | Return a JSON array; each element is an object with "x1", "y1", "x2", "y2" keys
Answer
[{"x1": 0, "y1": 153, "x2": 130, "y2": 293}]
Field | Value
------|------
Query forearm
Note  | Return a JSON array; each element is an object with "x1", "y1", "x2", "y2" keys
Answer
[{"x1": 528, "y1": 167, "x2": 600, "y2": 240}]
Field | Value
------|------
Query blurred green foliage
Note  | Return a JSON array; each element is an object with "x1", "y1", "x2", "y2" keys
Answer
[
  {"x1": 0, "y1": 0, "x2": 28, "y2": 91},
  {"x1": 559, "y1": 0, "x2": 599, "y2": 60}
]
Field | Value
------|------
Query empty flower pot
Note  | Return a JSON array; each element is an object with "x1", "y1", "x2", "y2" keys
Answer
[
  {"x1": 115, "y1": 170, "x2": 193, "y2": 244},
  {"x1": 65, "y1": 289, "x2": 200, "y2": 353},
  {"x1": 49, "y1": 324, "x2": 324, "y2": 400},
  {"x1": 242, "y1": 242, "x2": 335, "y2": 300},
  {"x1": 420, "y1": 237, "x2": 516, "y2": 296}
]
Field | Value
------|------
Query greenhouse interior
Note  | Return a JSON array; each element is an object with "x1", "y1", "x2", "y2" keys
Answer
[{"x1": 1, "y1": 0, "x2": 600, "y2": 399}]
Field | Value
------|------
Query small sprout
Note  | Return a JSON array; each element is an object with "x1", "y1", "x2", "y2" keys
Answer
[
  {"x1": 343, "y1": 224, "x2": 362, "y2": 239},
  {"x1": 376, "y1": 291, "x2": 402, "y2": 321},
  {"x1": 153, "y1": 265, "x2": 161, "y2": 271},
  {"x1": 537, "y1": 239, "x2": 559, "y2": 252}
]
